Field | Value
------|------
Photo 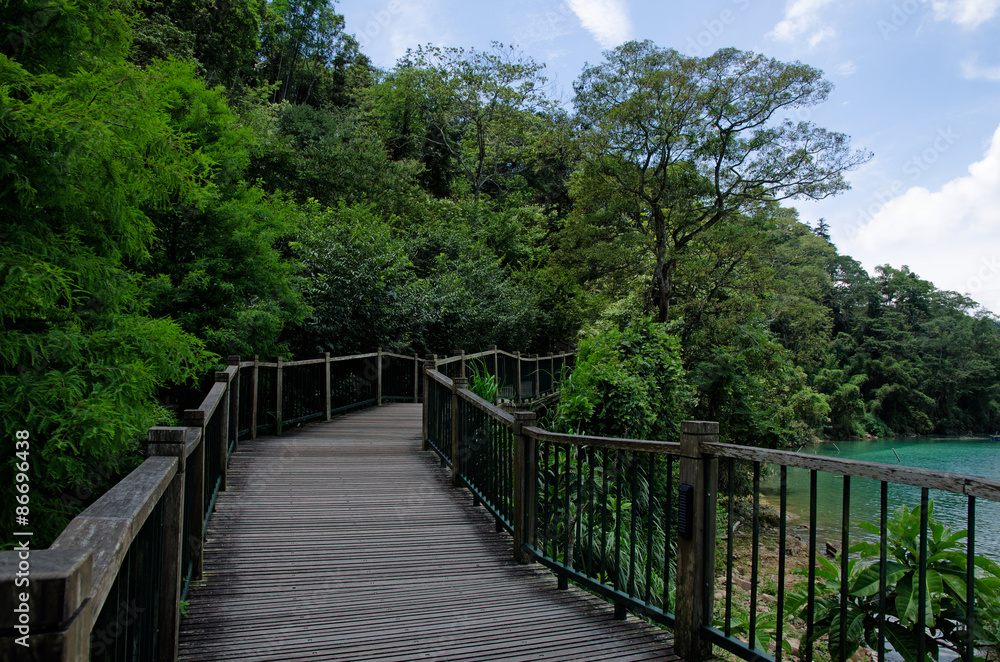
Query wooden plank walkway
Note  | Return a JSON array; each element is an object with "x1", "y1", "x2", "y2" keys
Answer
[{"x1": 178, "y1": 404, "x2": 681, "y2": 661}]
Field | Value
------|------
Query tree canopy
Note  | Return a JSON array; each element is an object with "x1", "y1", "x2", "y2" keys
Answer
[
  {"x1": 4, "y1": 2, "x2": 1000, "y2": 546},
  {"x1": 572, "y1": 41, "x2": 871, "y2": 322}
]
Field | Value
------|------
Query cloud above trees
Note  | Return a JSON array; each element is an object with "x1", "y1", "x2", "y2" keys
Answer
[{"x1": 566, "y1": 0, "x2": 633, "y2": 47}]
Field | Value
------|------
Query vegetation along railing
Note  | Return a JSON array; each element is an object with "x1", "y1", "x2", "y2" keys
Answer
[
  {"x1": 427, "y1": 365, "x2": 1000, "y2": 662},
  {"x1": 0, "y1": 347, "x2": 570, "y2": 661}
]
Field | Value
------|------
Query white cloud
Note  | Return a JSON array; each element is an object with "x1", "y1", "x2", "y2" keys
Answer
[
  {"x1": 566, "y1": 0, "x2": 633, "y2": 48},
  {"x1": 961, "y1": 55, "x2": 1000, "y2": 80},
  {"x1": 855, "y1": 124, "x2": 1000, "y2": 311},
  {"x1": 388, "y1": 2, "x2": 448, "y2": 61},
  {"x1": 516, "y1": 7, "x2": 573, "y2": 44},
  {"x1": 769, "y1": 0, "x2": 837, "y2": 46},
  {"x1": 350, "y1": 0, "x2": 450, "y2": 66},
  {"x1": 931, "y1": 0, "x2": 1000, "y2": 27},
  {"x1": 835, "y1": 60, "x2": 858, "y2": 76}
]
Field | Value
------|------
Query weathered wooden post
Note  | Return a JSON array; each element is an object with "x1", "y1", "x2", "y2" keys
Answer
[
  {"x1": 275, "y1": 356, "x2": 283, "y2": 435},
  {"x1": 422, "y1": 355, "x2": 436, "y2": 451},
  {"x1": 181, "y1": 412, "x2": 207, "y2": 580},
  {"x1": 324, "y1": 352, "x2": 332, "y2": 421},
  {"x1": 214, "y1": 369, "x2": 231, "y2": 491},
  {"x1": 227, "y1": 356, "x2": 241, "y2": 453},
  {"x1": 413, "y1": 353, "x2": 420, "y2": 403},
  {"x1": 533, "y1": 354, "x2": 540, "y2": 399},
  {"x1": 147, "y1": 426, "x2": 188, "y2": 662},
  {"x1": 0, "y1": 548, "x2": 92, "y2": 661},
  {"x1": 488, "y1": 345, "x2": 499, "y2": 381},
  {"x1": 376, "y1": 347, "x2": 383, "y2": 406},
  {"x1": 451, "y1": 376, "x2": 468, "y2": 486},
  {"x1": 675, "y1": 420, "x2": 719, "y2": 662},
  {"x1": 512, "y1": 411, "x2": 538, "y2": 564},
  {"x1": 514, "y1": 351, "x2": 522, "y2": 401},
  {"x1": 250, "y1": 355, "x2": 259, "y2": 440}
]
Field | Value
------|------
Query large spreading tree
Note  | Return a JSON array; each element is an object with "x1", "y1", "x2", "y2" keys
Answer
[{"x1": 572, "y1": 41, "x2": 872, "y2": 322}]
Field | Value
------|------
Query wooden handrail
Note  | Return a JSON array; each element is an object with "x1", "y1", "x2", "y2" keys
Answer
[
  {"x1": 456, "y1": 386, "x2": 515, "y2": 424},
  {"x1": 50, "y1": 457, "x2": 178, "y2": 630},
  {"x1": 427, "y1": 368, "x2": 453, "y2": 388},
  {"x1": 702, "y1": 441, "x2": 1000, "y2": 499},
  {"x1": 524, "y1": 426, "x2": 682, "y2": 454},
  {"x1": 192, "y1": 380, "x2": 227, "y2": 424}
]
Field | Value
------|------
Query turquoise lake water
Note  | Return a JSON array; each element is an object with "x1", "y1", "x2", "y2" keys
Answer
[{"x1": 762, "y1": 436, "x2": 1000, "y2": 561}]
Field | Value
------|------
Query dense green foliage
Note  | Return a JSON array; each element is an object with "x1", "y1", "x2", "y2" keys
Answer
[
  {"x1": 545, "y1": 318, "x2": 693, "y2": 441},
  {"x1": 4, "y1": 0, "x2": 1000, "y2": 545}
]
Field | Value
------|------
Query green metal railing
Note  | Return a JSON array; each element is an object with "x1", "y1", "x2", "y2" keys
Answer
[
  {"x1": 455, "y1": 390, "x2": 516, "y2": 532},
  {"x1": 425, "y1": 370, "x2": 453, "y2": 463},
  {"x1": 89, "y1": 498, "x2": 164, "y2": 661},
  {"x1": 425, "y1": 364, "x2": 1000, "y2": 662},
  {"x1": 703, "y1": 445, "x2": 1000, "y2": 662},
  {"x1": 382, "y1": 352, "x2": 422, "y2": 402},
  {"x1": 435, "y1": 348, "x2": 574, "y2": 403},
  {"x1": 281, "y1": 359, "x2": 327, "y2": 427},
  {"x1": 533, "y1": 439, "x2": 678, "y2": 622}
]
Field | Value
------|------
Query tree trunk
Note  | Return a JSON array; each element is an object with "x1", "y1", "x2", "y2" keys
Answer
[{"x1": 651, "y1": 207, "x2": 671, "y2": 323}]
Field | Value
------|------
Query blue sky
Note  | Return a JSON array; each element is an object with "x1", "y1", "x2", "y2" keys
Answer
[{"x1": 338, "y1": 0, "x2": 1000, "y2": 312}]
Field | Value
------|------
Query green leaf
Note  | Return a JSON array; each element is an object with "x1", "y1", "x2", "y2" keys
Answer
[
  {"x1": 883, "y1": 622, "x2": 921, "y2": 662},
  {"x1": 938, "y1": 571, "x2": 967, "y2": 600},
  {"x1": 857, "y1": 521, "x2": 881, "y2": 535},
  {"x1": 828, "y1": 608, "x2": 866, "y2": 661},
  {"x1": 896, "y1": 576, "x2": 917, "y2": 627},
  {"x1": 850, "y1": 562, "x2": 907, "y2": 597},
  {"x1": 975, "y1": 555, "x2": 1000, "y2": 578}
]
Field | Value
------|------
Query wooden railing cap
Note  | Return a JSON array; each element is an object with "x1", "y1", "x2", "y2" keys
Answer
[
  {"x1": 148, "y1": 427, "x2": 186, "y2": 444},
  {"x1": 681, "y1": 420, "x2": 719, "y2": 435},
  {"x1": 0, "y1": 548, "x2": 92, "y2": 629}
]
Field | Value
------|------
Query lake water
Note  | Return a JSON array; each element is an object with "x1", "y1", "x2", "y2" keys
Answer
[{"x1": 761, "y1": 436, "x2": 1000, "y2": 561}]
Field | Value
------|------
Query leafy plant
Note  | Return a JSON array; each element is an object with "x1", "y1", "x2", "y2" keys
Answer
[
  {"x1": 785, "y1": 501, "x2": 1000, "y2": 661},
  {"x1": 468, "y1": 358, "x2": 499, "y2": 402},
  {"x1": 716, "y1": 606, "x2": 778, "y2": 653}
]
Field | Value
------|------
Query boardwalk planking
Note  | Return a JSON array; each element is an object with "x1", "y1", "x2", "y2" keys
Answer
[{"x1": 178, "y1": 404, "x2": 681, "y2": 661}]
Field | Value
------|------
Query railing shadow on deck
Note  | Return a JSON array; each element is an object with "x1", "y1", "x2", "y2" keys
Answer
[{"x1": 0, "y1": 346, "x2": 571, "y2": 661}]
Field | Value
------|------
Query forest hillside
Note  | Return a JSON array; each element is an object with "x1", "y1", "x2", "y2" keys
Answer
[{"x1": 3, "y1": 0, "x2": 999, "y2": 544}]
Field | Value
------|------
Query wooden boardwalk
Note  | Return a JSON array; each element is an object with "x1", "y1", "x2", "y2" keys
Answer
[{"x1": 178, "y1": 404, "x2": 681, "y2": 661}]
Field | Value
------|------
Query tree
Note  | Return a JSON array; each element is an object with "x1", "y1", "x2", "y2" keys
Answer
[
  {"x1": 288, "y1": 202, "x2": 415, "y2": 355},
  {"x1": 130, "y1": 0, "x2": 266, "y2": 89},
  {"x1": 572, "y1": 41, "x2": 871, "y2": 322},
  {"x1": 248, "y1": 102, "x2": 424, "y2": 217},
  {"x1": 2, "y1": 0, "x2": 132, "y2": 75},
  {"x1": 258, "y1": 0, "x2": 362, "y2": 106},
  {"x1": 1, "y1": 53, "x2": 221, "y2": 543},
  {"x1": 372, "y1": 43, "x2": 551, "y2": 205},
  {"x1": 813, "y1": 217, "x2": 831, "y2": 241},
  {"x1": 545, "y1": 317, "x2": 693, "y2": 440}
]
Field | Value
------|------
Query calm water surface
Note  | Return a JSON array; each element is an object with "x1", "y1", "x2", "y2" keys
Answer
[{"x1": 762, "y1": 436, "x2": 1000, "y2": 561}]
